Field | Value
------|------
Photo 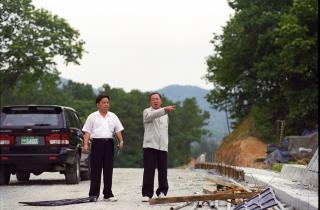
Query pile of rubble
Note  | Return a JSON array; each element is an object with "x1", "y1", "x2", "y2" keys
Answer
[{"x1": 148, "y1": 165, "x2": 288, "y2": 210}]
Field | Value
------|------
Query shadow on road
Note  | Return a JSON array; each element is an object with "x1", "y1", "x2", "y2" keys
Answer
[{"x1": 9, "y1": 179, "x2": 68, "y2": 186}]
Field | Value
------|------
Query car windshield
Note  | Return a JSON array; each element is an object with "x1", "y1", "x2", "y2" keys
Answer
[{"x1": 0, "y1": 107, "x2": 63, "y2": 128}]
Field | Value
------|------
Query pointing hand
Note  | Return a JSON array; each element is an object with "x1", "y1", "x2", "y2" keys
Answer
[{"x1": 164, "y1": 105, "x2": 176, "y2": 112}]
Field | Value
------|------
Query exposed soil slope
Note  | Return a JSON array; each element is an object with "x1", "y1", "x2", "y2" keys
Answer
[
  {"x1": 214, "y1": 115, "x2": 267, "y2": 167},
  {"x1": 214, "y1": 136, "x2": 267, "y2": 166}
]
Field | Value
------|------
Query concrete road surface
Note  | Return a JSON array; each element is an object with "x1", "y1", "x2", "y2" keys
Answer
[{"x1": 0, "y1": 168, "x2": 215, "y2": 210}]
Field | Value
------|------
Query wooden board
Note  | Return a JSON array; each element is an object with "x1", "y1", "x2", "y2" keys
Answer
[
  {"x1": 149, "y1": 191, "x2": 258, "y2": 205},
  {"x1": 206, "y1": 176, "x2": 239, "y2": 189},
  {"x1": 203, "y1": 187, "x2": 245, "y2": 194}
]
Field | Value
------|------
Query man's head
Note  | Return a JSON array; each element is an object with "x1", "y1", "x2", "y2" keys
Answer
[
  {"x1": 149, "y1": 92, "x2": 162, "y2": 109},
  {"x1": 96, "y1": 94, "x2": 110, "y2": 113}
]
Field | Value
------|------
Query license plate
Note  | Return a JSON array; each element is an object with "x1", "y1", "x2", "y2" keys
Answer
[{"x1": 21, "y1": 136, "x2": 39, "y2": 145}]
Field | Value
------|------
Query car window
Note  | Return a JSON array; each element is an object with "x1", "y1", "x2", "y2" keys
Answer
[
  {"x1": 0, "y1": 107, "x2": 63, "y2": 128},
  {"x1": 65, "y1": 109, "x2": 79, "y2": 129},
  {"x1": 72, "y1": 112, "x2": 82, "y2": 129}
]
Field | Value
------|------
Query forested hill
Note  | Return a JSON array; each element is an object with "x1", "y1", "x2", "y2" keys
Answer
[
  {"x1": 158, "y1": 85, "x2": 230, "y2": 141},
  {"x1": 61, "y1": 78, "x2": 229, "y2": 141}
]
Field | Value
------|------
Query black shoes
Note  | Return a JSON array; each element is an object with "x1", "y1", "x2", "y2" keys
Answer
[{"x1": 89, "y1": 196, "x2": 98, "y2": 202}]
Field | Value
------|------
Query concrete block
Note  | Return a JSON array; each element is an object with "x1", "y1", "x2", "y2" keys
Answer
[
  {"x1": 243, "y1": 167, "x2": 318, "y2": 210},
  {"x1": 280, "y1": 164, "x2": 306, "y2": 182}
]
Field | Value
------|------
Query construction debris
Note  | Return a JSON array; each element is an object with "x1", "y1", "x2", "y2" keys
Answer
[
  {"x1": 19, "y1": 197, "x2": 91, "y2": 206},
  {"x1": 169, "y1": 202, "x2": 193, "y2": 210},
  {"x1": 150, "y1": 167, "x2": 282, "y2": 209},
  {"x1": 149, "y1": 191, "x2": 258, "y2": 205},
  {"x1": 233, "y1": 187, "x2": 278, "y2": 210},
  {"x1": 206, "y1": 176, "x2": 239, "y2": 189}
]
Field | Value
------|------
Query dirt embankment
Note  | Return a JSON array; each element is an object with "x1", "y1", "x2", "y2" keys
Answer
[
  {"x1": 214, "y1": 115, "x2": 267, "y2": 167},
  {"x1": 214, "y1": 136, "x2": 267, "y2": 166}
]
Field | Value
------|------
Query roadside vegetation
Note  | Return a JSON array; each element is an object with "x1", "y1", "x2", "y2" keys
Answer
[{"x1": 205, "y1": 0, "x2": 318, "y2": 142}]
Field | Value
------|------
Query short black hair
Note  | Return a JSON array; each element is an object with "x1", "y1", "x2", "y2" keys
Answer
[
  {"x1": 96, "y1": 94, "x2": 110, "y2": 104},
  {"x1": 149, "y1": 92, "x2": 162, "y2": 100}
]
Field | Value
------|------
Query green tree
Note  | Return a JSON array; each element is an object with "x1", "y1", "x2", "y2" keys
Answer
[
  {"x1": 205, "y1": 0, "x2": 318, "y2": 140},
  {"x1": 168, "y1": 98, "x2": 210, "y2": 166},
  {"x1": 274, "y1": 0, "x2": 318, "y2": 133},
  {"x1": 62, "y1": 80, "x2": 96, "y2": 101},
  {"x1": 0, "y1": 0, "x2": 85, "y2": 97},
  {"x1": 1, "y1": 73, "x2": 97, "y2": 124},
  {"x1": 1, "y1": 72, "x2": 65, "y2": 106},
  {"x1": 206, "y1": 0, "x2": 292, "y2": 122},
  {"x1": 60, "y1": 80, "x2": 97, "y2": 121}
]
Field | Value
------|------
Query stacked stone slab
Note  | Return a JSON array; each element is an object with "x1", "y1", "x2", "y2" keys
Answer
[
  {"x1": 280, "y1": 148, "x2": 318, "y2": 189},
  {"x1": 280, "y1": 164, "x2": 306, "y2": 182},
  {"x1": 300, "y1": 148, "x2": 318, "y2": 188}
]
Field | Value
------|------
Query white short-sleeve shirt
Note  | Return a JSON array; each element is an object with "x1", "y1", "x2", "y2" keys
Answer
[{"x1": 82, "y1": 111, "x2": 124, "y2": 138}]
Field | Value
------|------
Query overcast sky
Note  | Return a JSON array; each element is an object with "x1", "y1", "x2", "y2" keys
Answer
[{"x1": 32, "y1": 0, "x2": 234, "y2": 92}]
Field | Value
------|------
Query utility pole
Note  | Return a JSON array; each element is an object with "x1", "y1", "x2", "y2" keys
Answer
[
  {"x1": 276, "y1": 120, "x2": 285, "y2": 145},
  {"x1": 225, "y1": 104, "x2": 231, "y2": 135}
]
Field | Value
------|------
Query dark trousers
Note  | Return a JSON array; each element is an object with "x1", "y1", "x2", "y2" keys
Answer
[
  {"x1": 142, "y1": 148, "x2": 168, "y2": 198},
  {"x1": 89, "y1": 139, "x2": 114, "y2": 198}
]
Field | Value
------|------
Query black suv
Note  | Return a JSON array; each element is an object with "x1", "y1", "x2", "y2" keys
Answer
[{"x1": 0, "y1": 105, "x2": 90, "y2": 185}]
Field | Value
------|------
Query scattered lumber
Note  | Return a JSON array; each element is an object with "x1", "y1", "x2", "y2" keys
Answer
[
  {"x1": 149, "y1": 191, "x2": 258, "y2": 205},
  {"x1": 202, "y1": 187, "x2": 216, "y2": 194},
  {"x1": 206, "y1": 176, "x2": 239, "y2": 189},
  {"x1": 229, "y1": 178, "x2": 252, "y2": 192},
  {"x1": 203, "y1": 187, "x2": 245, "y2": 195}
]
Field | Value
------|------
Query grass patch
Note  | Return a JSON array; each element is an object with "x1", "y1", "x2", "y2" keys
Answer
[{"x1": 272, "y1": 163, "x2": 283, "y2": 172}]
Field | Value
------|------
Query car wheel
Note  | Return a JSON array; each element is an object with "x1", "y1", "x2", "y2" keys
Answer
[
  {"x1": 0, "y1": 165, "x2": 10, "y2": 185},
  {"x1": 16, "y1": 172, "x2": 31, "y2": 182},
  {"x1": 65, "y1": 153, "x2": 81, "y2": 184}
]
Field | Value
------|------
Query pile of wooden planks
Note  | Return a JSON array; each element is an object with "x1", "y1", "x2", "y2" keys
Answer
[{"x1": 149, "y1": 174, "x2": 264, "y2": 208}]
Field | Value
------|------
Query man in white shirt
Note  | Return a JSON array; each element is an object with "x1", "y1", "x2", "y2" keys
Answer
[
  {"x1": 142, "y1": 92, "x2": 176, "y2": 202},
  {"x1": 82, "y1": 95, "x2": 124, "y2": 202}
]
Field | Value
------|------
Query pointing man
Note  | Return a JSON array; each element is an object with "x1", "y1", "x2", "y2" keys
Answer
[{"x1": 142, "y1": 92, "x2": 176, "y2": 202}]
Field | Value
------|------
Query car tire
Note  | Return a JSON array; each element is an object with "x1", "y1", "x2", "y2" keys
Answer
[
  {"x1": 0, "y1": 165, "x2": 10, "y2": 185},
  {"x1": 16, "y1": 172, "x2": 30, "y2": 182},
  {"x1": 65, "y1": 153, "x2": 81, "y2": 184}
]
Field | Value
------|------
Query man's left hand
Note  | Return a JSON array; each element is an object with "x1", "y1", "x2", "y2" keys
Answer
[{"x1": 118, "y1": 141, "x2": 124, "y2": 151}]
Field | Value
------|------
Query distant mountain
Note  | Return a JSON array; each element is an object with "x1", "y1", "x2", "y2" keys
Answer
[
  {"x1": 158, "y1": 85, "x2": 231, "y2": 141},
  {"x1": 60, "y1": 77, "x2": 99, "y2": 94}
]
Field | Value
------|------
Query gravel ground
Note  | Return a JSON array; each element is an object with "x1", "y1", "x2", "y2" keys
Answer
[{"x1": 0, "y1": 168, "x2": 217, "y2": 210}]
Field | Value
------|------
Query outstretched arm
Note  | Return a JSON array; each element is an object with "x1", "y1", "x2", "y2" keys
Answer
[{"x1": 143, "y1": 105, "x2": 176, "y2": 123}]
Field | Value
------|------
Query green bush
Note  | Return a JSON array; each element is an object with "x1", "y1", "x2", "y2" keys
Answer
[{"x1": 272, "y1": 163, "x2": 283, "y2": 172}]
